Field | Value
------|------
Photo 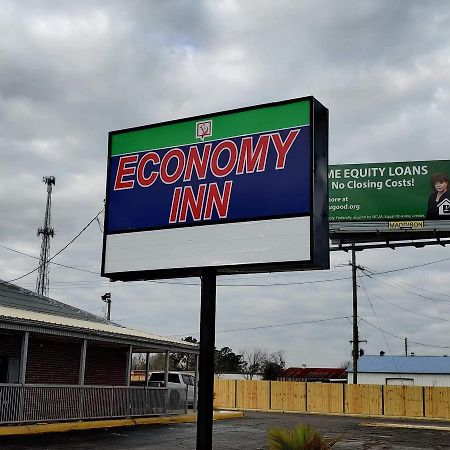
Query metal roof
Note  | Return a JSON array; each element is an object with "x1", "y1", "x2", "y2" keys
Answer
[
  {"x1": 0, "y1": 280, "x2": 198, "y2": 353},
  {"x1": 347, "y1": 355, "x2": 450, "y2": 374},
  {"x1": 0, "y1": 280, "x2": 108, "y2": 323}
]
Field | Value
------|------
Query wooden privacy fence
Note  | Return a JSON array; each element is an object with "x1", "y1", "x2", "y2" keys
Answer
[{"x1": 214, "y1": 379, "x2": 450, "y2": 420}]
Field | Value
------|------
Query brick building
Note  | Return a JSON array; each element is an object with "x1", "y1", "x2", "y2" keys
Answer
[
  {"x1": 0, "y1": 280, "x2": 197, "y2": 386},
  {"x1": 0, "y1": 280, "x2": 198, "y2": 423}
]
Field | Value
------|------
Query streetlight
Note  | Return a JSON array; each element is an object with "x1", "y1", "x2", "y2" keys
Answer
[{"x1": 101, "y1": 293, "x2": 111, "y2": 320}]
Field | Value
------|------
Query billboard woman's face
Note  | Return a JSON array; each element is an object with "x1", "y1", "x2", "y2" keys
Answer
[{"x1": 435, "y1": 180, "x2": 448, "y2": 192}]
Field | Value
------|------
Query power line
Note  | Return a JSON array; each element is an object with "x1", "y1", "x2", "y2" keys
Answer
[
  {"x1": 9, "y1": 262, "x2": 450, "y2": 290},
  {"x1": 1, "y1": 238, "x2": 346, "y2": 281},
  {"x1": 7, "y1": 208, "x2": 104, "y2": 283},
  {"x1": 362, "y1": 268, "x2": 449, "y2": 302},
  {"x1": 0, "y1": 243, "x2": 99, "y2": 275},
  {"x1": 359, "y1": 317, "x2": 450, "y2": 349},
  {"x1": 368, "y1": 256, "x2": 450, "y2": 276},
  {"x1": 142, "y1": 255, "x2": 450, "y2": 287},
  {"x1": 379, "y1": 271, "x2": 450, "y2": 298},
  {"x1": 4, "y1": 241, "x2": 450, "y2": 289},
  {"x1": 358, "y1": 272, "x2": 405, "y2": 379},
  {"x1": 1, "y1": 240, "x2": 354, "y2": 286},
  {"x1": 11, "y1": 272, "x2": 355, "y2": 289},
  {"x1": 96, "y1": 217, "x2": 104, "y2": 233},
  {"x1": 361, "y1": 269, "x2": 450, "y2": 306},
  {"x1": 171, "y1": 315, "x2": 350, "y2": 337},
  {"x1": 358, "y1": 282, "x2": 450, "y2": 322},
  {"x1": 359, "y1": 270, "x2": 450, "y2": 357}
]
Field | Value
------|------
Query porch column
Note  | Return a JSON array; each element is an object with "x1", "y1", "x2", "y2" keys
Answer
[
  {"x1": 193, "y1": 353, "x2": 199, "y2": 413},
  {"x1": 145, "y1": 352, "x2": 150, "y2": 387},
  {"x1": 19, "y1": 332, "x2": 29, "y2": 384},
  {"x1": 164, "y1": 350, "x2": 170, "y2": 412},
  {"x1": 164, "y1": 350, "x2": 170, "y2": 387},
  {"x1": 125, "y1": 345, "x2": 133, "y2": 386},
  {"x1": 79, "y1": 339, "x2": 87, "y2": 385}
]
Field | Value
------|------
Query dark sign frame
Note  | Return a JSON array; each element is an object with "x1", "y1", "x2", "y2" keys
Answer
[{"x1": 102, "y1": 97, "x2": 329, "y2": 281}]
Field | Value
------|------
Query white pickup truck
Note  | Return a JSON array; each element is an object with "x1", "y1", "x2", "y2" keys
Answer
[{"x1": 148, "y1": 371, "x2": 197, "y2": 405}]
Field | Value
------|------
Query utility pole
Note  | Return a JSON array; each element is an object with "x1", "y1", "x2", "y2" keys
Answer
[
  {"x1": 349, "y1": 244, "x2": 365, "y2": 384},
  {"x1": 352, "y1": 244, "x2": 358, "y2": 384},
  {"x1": 101, "y1": 293, "x2": 111, "y2": 320},
  {"x1": 405, "y1": 337, "x2": 408, "y2": 356},
  {"x1": 36, "y1": 176, "x2": 55, "y2": 297}
]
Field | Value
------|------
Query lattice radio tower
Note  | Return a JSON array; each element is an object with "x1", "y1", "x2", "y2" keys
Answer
[{"x1": 36, "y1": 176, "x2": 55, "y2": 297}]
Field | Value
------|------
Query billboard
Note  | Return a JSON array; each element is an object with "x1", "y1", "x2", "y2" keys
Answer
[
  {"x1": 329, "y1": 159, "x2": 450, "y2": 243},
  {"x1": 102, "y1": 97, "x2": 329, "y2": 280}
]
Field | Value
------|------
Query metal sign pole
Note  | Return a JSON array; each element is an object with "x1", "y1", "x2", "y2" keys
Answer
[
  {"x1": 351, "y1": 244, "x2": 358, "y2": 384},
  {"x1": 196, "y1": 268, "x2": 217, "y2": 450}
]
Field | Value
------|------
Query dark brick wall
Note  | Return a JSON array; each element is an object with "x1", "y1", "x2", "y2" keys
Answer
[
  {"x1": 0, "y1": 332, "x2": 22, "y2": 358},
  {"x1": 0, "y1": 331, "x2": 129, "y2": 386},
  {"x1": 26, "y1": 337, "x2": 81, "y2": 384},
  {"x1": 84, "y1": 345, "x2": 127, "y2": 386}
]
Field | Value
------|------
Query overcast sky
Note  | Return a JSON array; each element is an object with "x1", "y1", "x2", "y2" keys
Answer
[{"x1": 1, "y1": 0, "x2": 450, "y2": 368}]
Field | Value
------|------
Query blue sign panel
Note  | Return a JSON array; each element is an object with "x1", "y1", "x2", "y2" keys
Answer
[{"x1": 107, "y1": 126, "x2": 311, "y2": 233}]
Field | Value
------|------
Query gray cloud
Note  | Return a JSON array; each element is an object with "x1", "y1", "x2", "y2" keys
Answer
[{"x1": 1, "y1": 0, "x2": 449, "y2": 367}]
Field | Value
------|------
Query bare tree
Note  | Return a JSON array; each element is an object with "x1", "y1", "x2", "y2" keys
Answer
[
  {"x1": 132, "y1": 353, "x2": 170, "y2": 372},
  {"x1": 132, "y1": 353, "x2": 146, "y2": 370},
  {"x1": 167, "y1": 337, "x2": 198, "y2": 371},
  {"x1": 149, "y1": 353, "x2": 166, "y2": 370},
  {"x1": 146, "y1": 352, "x2": 191, "y2": 371},
  {"x1": 267, "y1": 350, "x2": 285, "y2": 368},
  {"x1": 241, "y1": 348, "x2": 266, "y2": 380},
  {"x1": 340, "y1": 360, "x2": 351, "y2": 369},
  {"x1": 261, "y1": 350, "x2": 286, "y2": 380},
  {"x1": 241, "y1": 349, "x2": 286, "y2": 380}
]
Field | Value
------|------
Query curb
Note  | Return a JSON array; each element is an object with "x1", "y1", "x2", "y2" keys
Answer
[
  {"x1": 221, "y1": 407, "x2": 450, "y2": 423},
  {"x1": 0, "y1": 411, "x2": 244, "y2": 437},
  {"x1": 361, "y1": 421, "x2": 450, "y2": 432}
]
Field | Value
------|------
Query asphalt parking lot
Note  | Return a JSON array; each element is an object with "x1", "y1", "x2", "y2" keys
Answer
[{"x1": 1, "y1": 411, "x2": 450, "y2": 449}]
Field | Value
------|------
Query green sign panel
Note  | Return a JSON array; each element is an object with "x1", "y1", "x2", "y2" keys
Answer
[{"x1": 329, "y1": 160, "x2": 450, "y2": 222}]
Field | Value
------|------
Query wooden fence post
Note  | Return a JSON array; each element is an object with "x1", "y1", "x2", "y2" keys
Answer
[
  {"x1": 422, "y1": 386, "x2": 426, "y2": 417},
  {"x1": 342, "y1": 383, "x2": 346, "y2": 414},
  {"x1": 269, "y1": 381, "x2": 272, "y2": 411},
  {"x1": 305, "y1": 382, "x2": 308, "y2": 412}
]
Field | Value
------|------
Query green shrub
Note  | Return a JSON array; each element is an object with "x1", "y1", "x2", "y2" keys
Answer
[{"x1": 268, "y1": 423, "x2": 335, "y2": 450}]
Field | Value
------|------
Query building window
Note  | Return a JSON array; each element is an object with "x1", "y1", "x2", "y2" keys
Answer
[{"x1": 385, "y1": 377, "x2": 414, "y2": 386}]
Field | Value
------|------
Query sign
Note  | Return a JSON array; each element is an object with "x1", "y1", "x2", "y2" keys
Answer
[
  {"x1": 329, "y1": 160, "x2": 450, "y2": 243},
  {"x1": 329, "y1": 160, "x2": 450, "y2": 221},
  {"x1": 102, "y1": 97, "x2": 329, "y2": 280},
  {"x1": 388, "y1": 221, "x2": 424, "y2": 229}
]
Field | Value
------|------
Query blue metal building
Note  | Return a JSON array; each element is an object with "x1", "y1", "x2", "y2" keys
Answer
[{"x1": 347, "y1": 355, "x2": 450, "y2": 386}]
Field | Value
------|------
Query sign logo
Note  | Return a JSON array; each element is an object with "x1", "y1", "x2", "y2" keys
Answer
[
  {"x1": 196, "y1": 120, "x2": 212, "y2": 141},
  {"x1": 388, "y1": 221, "x2": 424, "y2": 229},
  {"x1": 438, "y1": 198, "x2": 450, "y2": 216}
]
